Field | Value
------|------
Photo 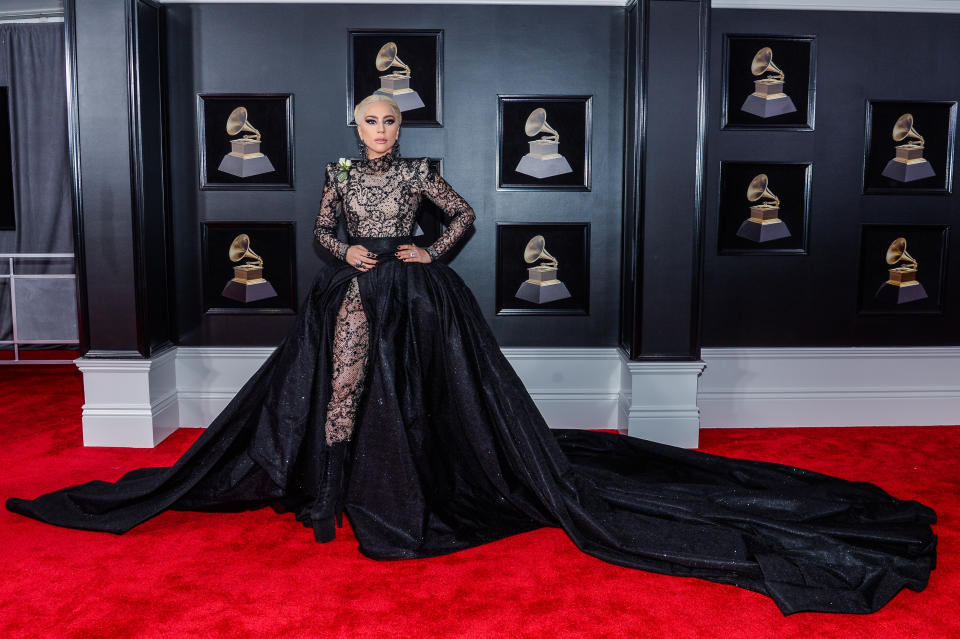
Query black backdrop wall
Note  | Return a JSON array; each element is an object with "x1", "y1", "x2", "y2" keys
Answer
[
  {"x1": 164, "y1": 3, "x2": 624, "y2": 347},
  {"x1": 703, "y1": 9, "x2": 960, "y2": 347}
]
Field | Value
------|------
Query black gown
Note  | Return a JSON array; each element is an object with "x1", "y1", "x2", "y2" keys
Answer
[{"x1": 6, "y1": 147, "x2": 936, "y2": 616}]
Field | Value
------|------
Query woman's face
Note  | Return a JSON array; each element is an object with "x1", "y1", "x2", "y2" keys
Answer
[{"x1": 357, "y1": 101, "x2": 399, "y2": 159}]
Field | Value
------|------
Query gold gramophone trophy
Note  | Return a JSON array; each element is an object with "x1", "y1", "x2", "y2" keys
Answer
[
  {"x1": 515, "y1": 108, "x2": 573, "y2": 179},
  {"x1": 372, "y1": 42, "x2": 426, "y2": 112},
  {"x1": 220, "y1": 234, "x2": 279, "y2": 303},
  {"x1": 881, "y1": 114, "x2": 936, "y2": 183},
  {"x1": 514, "y1": 235, "x2": 572, "y2": 304},
  {"x1": 735, "y1": 174, "x2": 791, "y2": 243},
  {"x1": 217, "y1": 107, "x2": 276, "y2": 178},
  {"x1": 740, "y1": 47, "x2": 798, "y2": 118},
  {"x1": 875, "y1": 237, "x2": 928, "y2": 304}
]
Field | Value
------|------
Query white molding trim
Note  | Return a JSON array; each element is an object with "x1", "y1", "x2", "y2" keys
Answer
[
  {"x1": 177, "y1": 346, "x2": 624, "y2": 432},
  {"x1": 174, "y1": 346, "x2": 706, "y2": 446},
  {"x1": 75, "y1": 348, "x2": 180, "y2": 447},
  {"x1": 619, "y1": 352, "x2": 705, "y2": 448},
  {"x1": 699, "y1": 347, "x2": 960, "y2": 428},
  {"x1": 76, "y1": 345, "x2": 960, "y2": 448},
  {"x1": 712, "y1": 0, "x2": 960, "y2": 13}
]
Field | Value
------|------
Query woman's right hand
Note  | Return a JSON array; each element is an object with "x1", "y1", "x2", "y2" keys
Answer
[{"x1": 346, "y1": 245, "x2": 378, "y2": 271}]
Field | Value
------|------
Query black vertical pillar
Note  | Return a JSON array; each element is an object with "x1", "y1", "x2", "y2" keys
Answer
[
  {"x1": 620, "y1": 0, "x2": 708, "y2": 361},
  {"x1": 66, "y1": 0, "x2": 173, "y2": 358}
]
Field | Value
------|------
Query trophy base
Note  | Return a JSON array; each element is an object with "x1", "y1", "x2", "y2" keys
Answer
[
  {"x1": 881, "y1": 158, "x2": 936, "y2": 183},
  {"x1": 218, "y1": 153, "x2": 276, "y2": 178},
  {"x1": 515, "y1": 154, "x2": 573, "y2": 179},
  {"x1": 735, "y1": 219, "x2": 791, "y2": 243},
  {"x1": 515, "y1": 280, "x2": 572, "y2": 304},
  {"x1": 221, "y1": 279, "x2": 279, "y2": 303},
  {"x1": 740, "y1": 93, "x2": 798, "y2": 118},
  {"x1": 875, "y1": 281, "x2": 928, "y2": 304},
  {"x1": 374, "y1": 88, "x2": 425, "y2": 112}
]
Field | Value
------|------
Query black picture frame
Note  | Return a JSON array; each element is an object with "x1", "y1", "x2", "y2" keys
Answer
[
  {"x1": 856, "y1": 224, "x2": 948, "y2": 315},
  {"x1": 721, "y1": 34, "x2": 816, "y2": 131},
  {"x1": 717, "y1": 161, "x2": 812, "y2": 255},
  {"x1": 197, "y1": 93, "x2": 294, "y2": 190},
  {"x1": 496, "y1": 222, "x2": 590, "y2": 316},
  {"x1": 201, "y1": 221, "x2": 297, "y2": 315},
  {"x1": 0, "y1": 86, "x2": 14, "y2": 230},
  {"x1": 497, "y1": 95, "x2": 592, "y2": 191},
  {"x1": 347, "y1": 29, "x2": 443, "y2": 128},
  {"x1": 862, "y1": 100, "x2": 957, "y2": 195}
]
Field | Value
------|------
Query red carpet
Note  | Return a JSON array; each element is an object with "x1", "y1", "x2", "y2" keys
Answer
[{"x1": 0, "y1": 367, "x2": 956, "y2": 638}]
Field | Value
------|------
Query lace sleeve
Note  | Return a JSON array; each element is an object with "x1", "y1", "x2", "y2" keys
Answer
[
  {"x1": 314, "y1": 163, "x2": 349, "y2": 261},
  {"x1": 420, "y1": 159, "x2": 476, "y2": 260}
]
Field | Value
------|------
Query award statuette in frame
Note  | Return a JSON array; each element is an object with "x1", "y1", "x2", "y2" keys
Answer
[
  {"x1": 217, "y1": 107, "x2": 276, "y2": 178},
  {"x1": 736, "y1": 173, "x2": 791, "y2": 243},
  {"x1": 373, "y1": 42, "x2": 426, "y2": 112},
  {"x1": 515, "y1": 108, "x2": 574, "y2": 179},
  {"x1": 514, "y1": 235, "x2": 572, "y2": 304},
  {"x1": 221, "y1": 234, "x2": 279, "y2": 303},
  {"x1": 881, "y1": 114, "x2": 937, "y2": 183},
  {"x1": 741, "y1": 47, "x2": 798, "y2": 119},
  {"x1": 875, "y1": 237, "x2": 928, "y2": 304}
]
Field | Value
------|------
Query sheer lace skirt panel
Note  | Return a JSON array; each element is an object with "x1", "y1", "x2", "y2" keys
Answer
[{"x1": 324, "y1": 277, "x2": 370, "y2": 445}]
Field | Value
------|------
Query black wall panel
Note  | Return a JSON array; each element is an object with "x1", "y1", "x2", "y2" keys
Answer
[
  {"x1": 74, "y1": 0, "x2": 140, "y2": 353},
  {"x1": 128, "y1": 0, "x2": 175, "y2": 355},
  {"x1": 620, "y1": 0, "x2": 707, "y2": 360},
  {"x1": 704, "y1": 10, "x2": 960, "y2": 347},
  {"x1": 639, "y1": 0, "x2": 705, "y2": 357},
  {"x1": 165, "y1": 3, "x2": 624, "y2": 347}
]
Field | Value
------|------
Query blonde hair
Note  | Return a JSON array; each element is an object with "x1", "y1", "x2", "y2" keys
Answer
[{"x1": 354, "y1": 94, "x2": 403, "y2": 125}]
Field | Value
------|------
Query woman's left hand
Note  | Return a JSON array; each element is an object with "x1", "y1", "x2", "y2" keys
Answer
[{"x1": 395, "y1": 244, "x2": 432, "y2": 264}]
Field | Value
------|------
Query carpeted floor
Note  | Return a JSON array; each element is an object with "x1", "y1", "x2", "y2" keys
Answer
[{"x1": 0, "y1": 367, "x2": 956, "y2": 638}]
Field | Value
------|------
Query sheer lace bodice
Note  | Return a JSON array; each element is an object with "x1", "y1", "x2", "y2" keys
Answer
[
  {"x1": 314, "y1": 144, "x2": 476, "y2": 261},
  {"x1": 313, "y1": 145, "x2": 476, "y2": 444}
]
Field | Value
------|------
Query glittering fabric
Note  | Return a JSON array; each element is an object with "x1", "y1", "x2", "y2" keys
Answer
[{"x1": 5, "y1": 165, "x2": 938, "y2": 615}]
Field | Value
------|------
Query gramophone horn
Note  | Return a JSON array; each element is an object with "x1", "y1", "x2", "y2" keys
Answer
[
  {"x1": 885, "y1": 237, "x2": 918, "y2": 270},
  {"x1": 892, "y1": 113, "x2": 925, "y2": 147},
  {"x1": 228, "y1": 234, "x2": 264, "y2": 267},
  {"x1": 523, "y1": 235, "x2": 559, "y2": 269},
  {"x1": 750, "y1": 47, "x2": 785, "y2": 82},
  {"x1": 226, "y1": 107, "x2": 262, "y2": 142},
  {"x1": 375, "y1": 42, "x2": 411, "y2": 77},
  {"x1": 524, "y1": 108, "x2": 560, "y2": 143},
  {"x1": 746, "y1": 173, "x2": 780, "y2": 207}
]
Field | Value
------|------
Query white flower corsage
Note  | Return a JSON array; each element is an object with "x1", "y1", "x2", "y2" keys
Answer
[{"x1": 336, "y1": 157, "x2": 352, "y2": 183}]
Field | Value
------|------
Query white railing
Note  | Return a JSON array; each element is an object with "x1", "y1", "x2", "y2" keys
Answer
[{"x1": 0, "y1": 253, "x2": 80, "y2": 364}]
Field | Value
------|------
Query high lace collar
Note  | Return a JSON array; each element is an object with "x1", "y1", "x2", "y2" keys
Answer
[{"x1": 358, "y1": 141, "x2": 400, "y2": 173}]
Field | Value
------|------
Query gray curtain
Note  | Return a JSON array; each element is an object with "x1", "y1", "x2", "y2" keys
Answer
[{"x1": 0, "y1": 23, "x2": 74, "y2": 345}]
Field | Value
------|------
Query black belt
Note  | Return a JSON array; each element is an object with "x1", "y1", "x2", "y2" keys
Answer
[{"x1": 346, "y1": 235, "x2": 414, "y2": 259}]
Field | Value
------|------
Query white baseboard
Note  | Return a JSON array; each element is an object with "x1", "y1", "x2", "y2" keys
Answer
[
  {"x1": 175, "y1": 346, "x2": 702, "y2": 447},
  {"x1": 175, "y1": 346, "x2": 624, "y2": 432},
  {"x1": 75, "y1": 345, "x2": 960, "y2": 448},
  {"x1": 699, "y1": 347, "x2": 960, "y2": 428},
  {"x1": 75, "y1": 348, "x2": 179, "y2": 447}
]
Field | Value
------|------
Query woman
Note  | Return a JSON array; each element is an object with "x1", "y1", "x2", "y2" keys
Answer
[{"x1": 7, "y1": 95, "x2": 936, "y2": 616}]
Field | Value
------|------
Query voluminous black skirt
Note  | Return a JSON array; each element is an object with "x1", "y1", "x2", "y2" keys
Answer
[{"x1": 6, "y1": 236, "x2": 937, "y2": 615}]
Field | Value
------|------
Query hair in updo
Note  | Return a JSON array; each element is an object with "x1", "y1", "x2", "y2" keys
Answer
[{"x1": 354, "y1": 94, "x2": 403, "y2": 125}]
